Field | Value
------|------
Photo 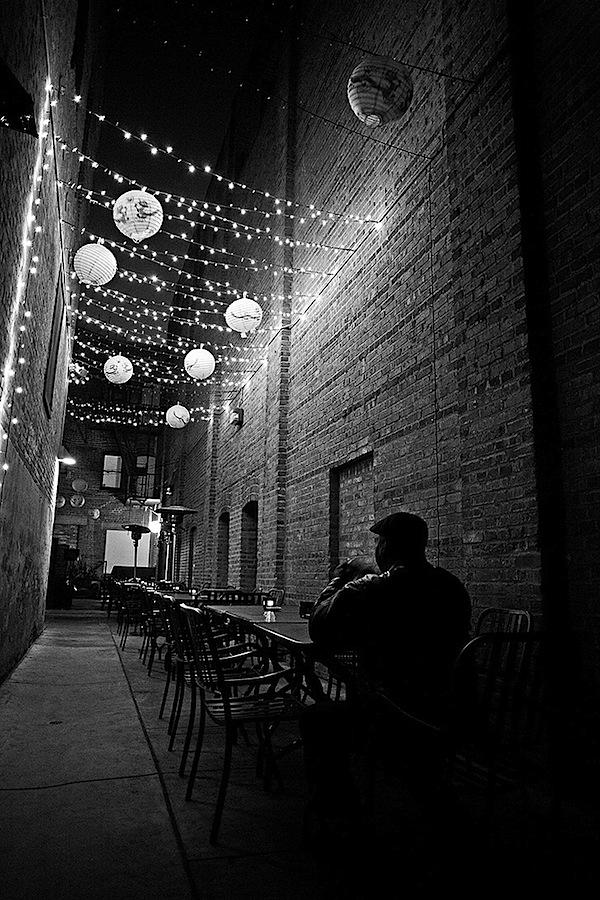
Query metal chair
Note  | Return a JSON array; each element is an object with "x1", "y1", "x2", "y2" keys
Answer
[
  {"x1": 474, "y1": 607, "x2": 532, "y2": 636},
  {"x1": 370, "y1": 632, "x2": 550, "y2": 825},
  {"x1": 181, "y1": 603, "x2": 305, "y2": 844}
]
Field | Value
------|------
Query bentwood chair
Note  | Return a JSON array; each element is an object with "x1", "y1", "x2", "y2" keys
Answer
[
  {"x1": 370, "y1": 631, "x2": 549, "y2": 826},
  {"x1": 139, "y1": 589, "x2": 167, "y2": 675},
  {"x1": 171, "y1": 601, "x2": 259, "y2": 778},
  {"x1": 181, "y1": 603, "x2": 305, "y2": 844},
  {"x1": 474, "y1": 607, "x2": 532, "y2": 637},
  {"x1": 118, "y1": 583, "x2": 147, "y2": 651}
]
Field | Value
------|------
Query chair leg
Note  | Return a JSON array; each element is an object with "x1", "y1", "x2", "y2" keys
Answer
[
  {"x1": 169, "y1": 667, "x2": 185, "y2": 750},
  {"x1": 210, "y1": 727, "x2": 234, "y2": 844},
  {"x1": 185, "y1": 702, "x2": 206, "y2": 801},
  {"x1": 178, "y1": 681, "x2": 197, "y2": 777},
  {"x1": 159, "y1": 656, "x2": 172, "y2": 719},
  {"x1": 147, "y1": 638, "x2": 156, "y2": 675},
  {"x1": 168, "y1": 668, "x2": 181, "y2": 734}
]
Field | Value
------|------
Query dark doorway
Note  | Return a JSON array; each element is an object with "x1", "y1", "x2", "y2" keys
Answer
[
  {"x1": 216, "y1": 511, "x2": 230, "y2": 587},
  {"x1": 240, "y1": 501, "x2": 258, "y2": 591}
]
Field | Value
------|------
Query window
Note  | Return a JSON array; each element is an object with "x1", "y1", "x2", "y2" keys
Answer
[
  {"x1": 133, "y1": 454, "x2": 156, "y2": 498},
  {"x1": 102, "y1": 454, "x2": 122, "y2": 489}
]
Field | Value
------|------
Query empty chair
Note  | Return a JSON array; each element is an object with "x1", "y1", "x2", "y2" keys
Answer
[
  {"x1": 370, "y1": 631, "x2": 549, "y2": 828},
  {"x1": 139, "y1": 589, "x2": 167, "y2": 675},
  {"x1": 474, "y1": 607, "x2": 531, "y2": 636},
  {"x1": 181, "y1": 603, "x2": 305, "y2": 844},
  {"x1": 118, "y1": 583, "x2": 147, "y2": 651}
]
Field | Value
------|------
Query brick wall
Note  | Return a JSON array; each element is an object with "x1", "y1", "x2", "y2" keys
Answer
[
  {"x1": 0, "y1": 0, "x2": 105, "y2": 680},
  {"x1": 164, "y1": 0, "x2": 599, "y2": 701}
]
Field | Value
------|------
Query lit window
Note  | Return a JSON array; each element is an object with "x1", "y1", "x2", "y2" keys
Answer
[{"x1": 102, "y1": 454, "x2": 122, "y2": 488}]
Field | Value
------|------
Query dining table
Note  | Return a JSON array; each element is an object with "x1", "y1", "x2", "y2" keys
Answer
[{"x1": 204, "y1": 604, "x2": 360, "y2": 702}]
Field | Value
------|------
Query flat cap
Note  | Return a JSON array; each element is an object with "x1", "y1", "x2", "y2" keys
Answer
[{"x1": 370, "y1": 511, "x2": 428, "y2": 545}]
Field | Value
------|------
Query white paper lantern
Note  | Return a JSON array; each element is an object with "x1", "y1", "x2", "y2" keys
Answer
[
  {"x1": 113, "y1": 190, "x2": 163, "y2": 243},
  {"x1": 104, "y1": 354, "x2": 133, "y2": 384},
  {"x1": 166, "y1": 404, "x2": 191, "y2": 429},
  {"x1": 73, "y1": 243, "x2": 117, "y2": 286},
  {"x1": 225, "y1": 296, "x2": 263, "y2": 336},
  {"x1": 184, "y1": 348, "x2": 216, "y2": 380},
  {"x1": 347, "y1": 56, "x2": 413, "y2": 127}
]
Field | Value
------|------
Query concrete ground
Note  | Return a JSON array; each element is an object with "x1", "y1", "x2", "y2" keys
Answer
[{"x1": 2, "y1": 595, "x2": 599, "y2": 899}]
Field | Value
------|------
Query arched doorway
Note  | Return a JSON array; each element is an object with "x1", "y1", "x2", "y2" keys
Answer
[
  {"x1": 240, "y1": 501, "x2": 258, "y2": 591},
  {"x1": 216, "y1": 511, "x2": 230, "y2": 587}
]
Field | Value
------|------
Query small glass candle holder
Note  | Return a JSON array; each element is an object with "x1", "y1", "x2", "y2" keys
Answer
[{"x1": 262, "y1": 595, "x2": 281, "y2": 621}]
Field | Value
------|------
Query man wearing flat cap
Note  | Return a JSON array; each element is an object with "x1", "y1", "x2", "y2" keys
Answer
[
  {"x1": 302, "y1": 511, "x2": 471, "y2": 854},
  {"x1": 309, "y1": 510, "x2": 471, "y2": 720}
]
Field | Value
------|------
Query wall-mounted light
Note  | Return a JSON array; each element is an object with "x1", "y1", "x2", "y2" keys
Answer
[
  {"x1": 230, "y1": 407, "x2": 244, "y2": 427},
  {"x1": 57, "y1": 445, "x2": 76, "y2": 465}
]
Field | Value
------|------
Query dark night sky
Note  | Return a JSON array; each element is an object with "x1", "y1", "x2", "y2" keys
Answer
[
  {"x1": 74, "y1": 0, "x2": 283, "y2": 384},
  {"x1": 97, "y1": 0, "x2": 274, "y2": 199}
]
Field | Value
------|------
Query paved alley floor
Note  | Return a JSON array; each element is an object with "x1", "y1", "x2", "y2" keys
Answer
[{"x1": 2, "y1": 597, "x2": 600, "y2": 899}]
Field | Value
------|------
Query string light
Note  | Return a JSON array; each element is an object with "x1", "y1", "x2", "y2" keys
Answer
[
  {"x1": 0, "y1": 80, "x2": 52, "y2": 503},
  {"x1": 53, "y1": 98, "x2": 379, "y2": 224},
  {"x1": 62, "y1": 179, "x2": 356, "y2": 251},
  {"x1": 65, "y1": 226, "x2": 320, "y2": 306},
  {"x1": 59, "y1": 177, "x2": 336, "y2": 277}
]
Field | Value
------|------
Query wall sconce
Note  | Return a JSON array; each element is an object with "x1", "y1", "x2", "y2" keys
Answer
[
  {"x1": 230, "y1": 407, "x2": 244, "y2": 427},
  {"x1": 57, "y1": 445, "x2": 76, "y2": 465}
]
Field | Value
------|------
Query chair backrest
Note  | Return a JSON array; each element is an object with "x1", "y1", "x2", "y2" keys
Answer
[
  {"x1": 474, "y1": 607, "x2": 531, "y2": 636},
  {"x1": 180, "y1": 604, "x2": 222, "y2": 691},
  {"x1": 267, "y1": 588, "x2": 285, "y2": 606},
  {"x1": 200, "y1": 588, "x2": 265, "y2": 605},
  {"x1": 449, "y1": 631, "x2": 545, "y2": 757}
]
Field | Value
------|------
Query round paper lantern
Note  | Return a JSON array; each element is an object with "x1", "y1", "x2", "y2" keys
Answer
[
  {"x1": 166, "y1": 404, "x2": 191, "y2": 429},
  {"x1": 73, "y1": 243, "x2": 117, "y2": 286},
  {"x1": 113, "y1": 190, "x2": 163, "y2": 243},
  {"x1": 104, "y1": 354, "x2": 133, "y2": 384},
  {"x1": 347, "y1": 56, "x2": 413, "y2": 127},
  {"x1": 184, "y1": 348, "x2": 216, "y2": 381},
  {"x1": 225, "y1": 296, "x2": 263, "y2": 336}
]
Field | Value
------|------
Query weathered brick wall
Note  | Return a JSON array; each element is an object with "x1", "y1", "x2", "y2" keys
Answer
[
  {"x1": 53, "y1": 418, "x2": 160, "y2": 577},
  {"x1": 167, "y1": 0, "x2": 600, "y2": 703},
  {"x1": 524, "y1": 0, "x2": 600, "y2": 690},
  {"x1": 0, "y1": 0, "x2": 105, "y2": 680}
]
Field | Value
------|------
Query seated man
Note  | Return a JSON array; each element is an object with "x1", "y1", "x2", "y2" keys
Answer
[
  {"x1": 310, "y1": 511, "x2": 471, "y2": 721},
  {"x1": 301, "y1": 512, "x2": 472, "y2": 853}
]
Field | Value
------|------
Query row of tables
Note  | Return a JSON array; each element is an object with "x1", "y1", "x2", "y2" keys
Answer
[
  {"x1": 119, "y1": 580, "x2": 355, "y2": 700},
  {"x1": 152, "y1": 587, "x2": 353, "y2": 701}
]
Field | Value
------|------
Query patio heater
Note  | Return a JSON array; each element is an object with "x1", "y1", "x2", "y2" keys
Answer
[
  {"x1": 155, "y1": 505, "x2": 196, "y2": 584},
  {"x1": 122, "y1": 523, "x2": 151, "y2": 581}
]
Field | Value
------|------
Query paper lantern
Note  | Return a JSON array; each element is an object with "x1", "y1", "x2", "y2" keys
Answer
[
  {"x1": 113, "y1": 190, "x2": 163, "y2": 243},
  {"x1": 73, "y1": 243, "x2": 117, "y2": 286},
  {"x1": 184, "y1": 348, "x2": 215, "y2": 380},
  {"x1": 104, "y1": 354, "x2": 133, "y2": 384},
  {"x1": 347, "y1": 56, "x2": 413, "y2": 127},
  {"x1": 225, "y1": 296, "x2": 263, "y2": 336},
  {"x1": 166, "y1": 404, "x2": 191, "y2": 429}
]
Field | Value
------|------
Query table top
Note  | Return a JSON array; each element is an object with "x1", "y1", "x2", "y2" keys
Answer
[{"x1": 207, "y1": 605, "x2": 312, "y2": 648}]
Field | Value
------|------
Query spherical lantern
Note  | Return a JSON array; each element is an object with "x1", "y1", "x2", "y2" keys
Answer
[
  {"x1": 166, "y1": 404, "x2": 191, "y2": 429},
  {"x1": 73, "y1": 243, "x2": 117, "y2": 286},
  {"x1": 347, "y1": 56, "x2": 413, "y2": 127},
  {"x1": 113, "y1": 190, "x2": 163, "y2": 243},
  {"x1": 225, "y1": 296, "x2": 263, "y2": 337},
  {"x1": 184, "y1": 348, "x2": 216, "y2": 381},
  {"x1": 104, "y1": 354, "x2": 133, "y2": 384}
]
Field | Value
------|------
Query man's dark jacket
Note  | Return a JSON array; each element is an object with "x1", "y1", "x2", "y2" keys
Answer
[{"x1": 309, "y1": 561, "x2": 471, "y2": 722}]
